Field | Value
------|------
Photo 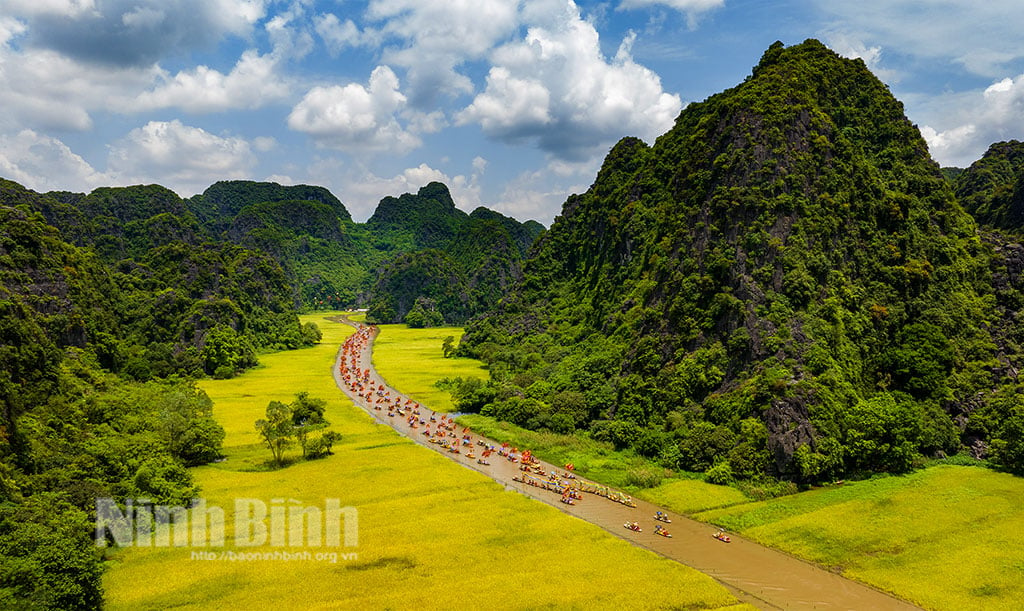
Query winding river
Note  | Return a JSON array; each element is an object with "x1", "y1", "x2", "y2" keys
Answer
[{"x1": 331, "y1": 317, "x2": 922, "y2": 611}]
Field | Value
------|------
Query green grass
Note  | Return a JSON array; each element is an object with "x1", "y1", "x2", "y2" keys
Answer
[
  {"x1": 102, "y1": 313, "x2": 749, "y2": 610},
  {"x1": 371, "y1": 323, "x2": 487, "y2": 412},
  {"x1": 695, "y1": 466, "x2": 1024, "y2": 610},
  {"x1": 378, "y1": 324, "x2": 1024, "y2": 611},
  {"x1": 457, "y1": 414, "x2": 749, "y2": 513}
]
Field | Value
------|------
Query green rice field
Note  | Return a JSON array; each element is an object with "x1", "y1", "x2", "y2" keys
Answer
[
  {"x1": 696, "y1": 466, "x2": 1024, "y2": 610},
  {"x1": 101, "y1": 314, "x2": 750, "y2": 610},
  {"x1": 377, "y1": 324, "x2": 1024, "y2": 611},
  {"x1": 371, "y1": 323, "x2": 487, "y2": 411}
]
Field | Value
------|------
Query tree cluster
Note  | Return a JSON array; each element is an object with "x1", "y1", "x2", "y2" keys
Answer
[{"x1": 255, "y1": 392, "x2": 341, "y2": 466}]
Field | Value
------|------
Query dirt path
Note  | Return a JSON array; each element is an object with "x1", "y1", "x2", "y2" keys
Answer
[{"x1": 331, "y1": 318, "x2": 922, "y2": 611}]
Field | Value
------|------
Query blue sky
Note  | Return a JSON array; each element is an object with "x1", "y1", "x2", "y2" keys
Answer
[{"x1": 2, "y1": 1, "x2": 1024, "y2": 224}]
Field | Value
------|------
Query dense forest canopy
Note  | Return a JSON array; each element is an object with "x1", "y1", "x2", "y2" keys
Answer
[
  {"x1": 0, "y1": 171, "x2": 540, "y2": 606},
  {"x1": 459, "y1": 39, "x2": 1024, "y2": 483}
]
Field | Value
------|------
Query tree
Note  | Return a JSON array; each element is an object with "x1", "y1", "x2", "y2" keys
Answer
[
  {"x1": 442, "y1": 335, "x2": 456, "y2": 358},
  {"x1": 404, "y1": 296, "x2": 445, "y2": 328},
  {"x1": 991, "y1": 403, "x2": 1024, "y2": 475},
  {"x1": 200, "y1": 325, "x2": 256, "y2": 378},
  {"x1": 255, "y1": 400, "x2": 294, "y2": 466},
  {"x1": 301, "y1": 321, "x2": 322, "y2": 345},
  {"x1": 305, "y1": 430, "x2": 342, "y2": 459},
  {"x1": 291, "y1": 392, "x2": 328, "y2": 458},
  {"x1": 0, "y1": 494, "x2": 103, "y2": 610},
  {"x1": 156, "y1": 384, "x2": 224, "y2": 466}
]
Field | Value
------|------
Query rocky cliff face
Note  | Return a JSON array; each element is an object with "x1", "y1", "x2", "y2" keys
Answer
[{"x1": 462, "y1": 40, "x2": 991, "y2": 480}]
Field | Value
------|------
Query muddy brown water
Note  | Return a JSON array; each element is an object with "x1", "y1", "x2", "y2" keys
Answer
[{"x1": 331, "y1": 318, "x2": 922, "y2": 610}]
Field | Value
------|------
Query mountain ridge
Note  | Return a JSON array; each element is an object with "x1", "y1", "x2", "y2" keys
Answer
[{"x1": 460, "y1": 39, "x2": 1006, "y2": 481}]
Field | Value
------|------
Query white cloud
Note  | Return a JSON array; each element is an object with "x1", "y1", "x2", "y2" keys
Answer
[
  {"x1": 919, "y1": 74, "x2": 1024, "y2": 166},
  {"x1": 133, "y1": 50, "x2": 289, "y2": 113},
  {"x1": 494, "y1": 169, "x2": 585, "y2": 224},
  {"x1": 301, "y1": 159, "x2": 484, "y2": 222},
  {"x1": 287, "y1": 65, "x2": 421, "y2": 154},
  {"x1": 265, "y1": 2, "x2": 315, "y2": 61},
  {"x1": 4, "y1": 0, "x2": 96, "y2": 18},
  {"x1": 813, "y1": 1, "x2": 1024, "y2": 78},
  {"x1": 252, "y1": 136, "x2": 277, "y2": 152},
  {"x1": 616, "y1": 0, "x2": 723, "y2": 29},
  {"x1": 121, "y1": 6, "x2": 164, "y2": 29},
  {"x1": 10, "y1": 0, "x2": 265, "y2": 67},
  {"x1": 356, "y1": 163, "x2": 482, "y2": 215},
  {"x1": 461, "y1": 67, "x2": 551, "y2": 134},
  {"x1": 0, "y1": 4, "x2": 287, "y2": 126},
  {"x1": 472, "y1": 156, "x2": 488, "y2": 174},
  {"x1": 458, "y1": 5, "x2": 682, "y2": 160},
  {"x1": 402, "y1": 109, "x2": 447, "y2": 134},
  {"x1": 0, "y1": 129, "x2": 108, "y2": 193},
  {"x1": 0, "y1": 44, "x2": 157, "y2": 131},
  {"x1": 315, "y1": 13, "x2": 373, "y2": 55},
  {"x1": 0, "y1": 17, "x2": 27, "y2": 46},
  {"x1": 821, "y1": 32, "x2": 900, "y2": 84},
  {"x1": 365, "y1": 0, "x2": 521, "y2": 104},
  {"x1": 920, "y1": 124, "x2": 977, "y2": 164},
  {"x1": 107, "y1": 120, "x2": 258, "y2": 196}
]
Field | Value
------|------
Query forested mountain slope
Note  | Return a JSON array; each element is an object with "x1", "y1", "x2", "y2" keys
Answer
[
  {"x1": 0, "y1": 189, "x2": 229, "y2": 607},
  {"x1": 955, "y1": 140, "x2": 1024, "y2": 230},
  {"x1": 461, "y1": 40, "x2": 1020, "y2": 481},
  {"x1": 363, "y1": 182, "x2": 544, "y2": 324}
]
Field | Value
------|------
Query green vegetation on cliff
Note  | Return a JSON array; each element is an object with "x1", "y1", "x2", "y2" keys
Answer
[
  {"x1": 955, "y1": 140, "x2": 1024, "y2": 230},
  {"x1": 460, "y1": 39, "x2": 1013, "y2": 483},
  {"x1": 364, "y1": 182, "x2": 543, "y2": 324}
]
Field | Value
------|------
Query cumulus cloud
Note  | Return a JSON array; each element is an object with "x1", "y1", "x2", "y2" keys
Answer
[
  {"x1": 0, "y1": 43, "x2": 158, "y2": 131},
  {"x1": 0, "y1": 5, "x2": 288, "y2": 128},
  {"x1": 353, "y1": 163, "x2": 483, "y2": 217},
  {"x1": 0, "y1": 129, "x2": 109, "y2": 193},
  {"x1": 107, "y1": 120, "x2": 258, "y2": 196},
  {"x1": 315, "y1": 13, "x2": 376, "y2": 55},
  {"x1": 10, "y1": 0, "x2": 265, "y2": 67},
  {"x1": 920, "y1": 74, "x2": 1024, "y2": 167},
  {"x1": 133, "y1": 50, "x2": 289, "y2": 113},
  {"x1": 4, "y1": 0, "x2": 97, "y2": 19},
  {"x1": 0, "y1": 17, "x2": 27, "y2": 45},
  {"x1": 491, "y1": 157, "x2": 598, "y2": 223},
  {"x1": 616, "y1": 0, "x2": 723, "y2": 29},
  {"x1": 365, "y1": 0, "x2": 520, "y2": 104},
  {"x1": 821, "y1": 32, "x2": 900, "y2": 84},
  {"x1": 458, "y1": 5, "x2": 682, "y2": 160},
  {"x1": 301, "y1": 159, "x2": 485, "y2": 221},
  {"x1": 265, "y1": 2, "x2": 315, "y2": 61},
  {"x1": 287, "y1": 65, "x2": 421, "y2": 154}
]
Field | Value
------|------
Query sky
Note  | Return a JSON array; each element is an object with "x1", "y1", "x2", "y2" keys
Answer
[{"x1": 2, "y1": 1, "x2": 1024, "y2": 225}]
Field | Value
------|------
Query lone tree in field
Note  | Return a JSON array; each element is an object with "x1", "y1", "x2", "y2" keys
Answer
[
  {"x1": 291, "y1": 391, "x2": 329, "y2": 458},
  {"x1": 255, "y1": 392, "x2": 341, "y2": 465},
  {"x1": 255, "y1": 400, "x2": 295, "y2": 466}
]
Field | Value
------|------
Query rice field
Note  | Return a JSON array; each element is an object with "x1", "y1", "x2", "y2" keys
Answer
[
  {"x1": 101, "y1": 314, "x2": 750, "y2": 610},
  {"x1": 375, "y1": 324, "x2": 1024, "y2": 611},
  {"x1": 371, "y1": 323, "x2": 487, "y2": 412},
  {"x1": 693, "y1": 466, "x2": 1024, "y2": 610}
]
